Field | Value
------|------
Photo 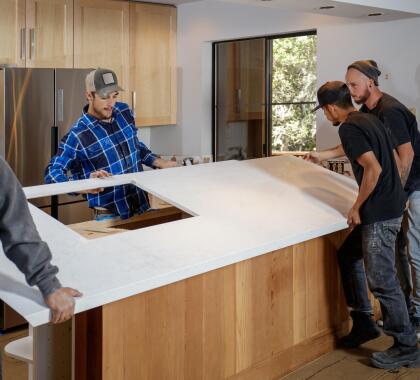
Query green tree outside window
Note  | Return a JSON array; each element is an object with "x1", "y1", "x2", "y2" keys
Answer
[{"x1": 271, "y1": 35, "x2": 317, "y2": 152}]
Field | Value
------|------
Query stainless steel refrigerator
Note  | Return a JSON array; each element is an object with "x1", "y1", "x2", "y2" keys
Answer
[{"x1": 0, "y1": 67, "x2": 94, "y2": 227}]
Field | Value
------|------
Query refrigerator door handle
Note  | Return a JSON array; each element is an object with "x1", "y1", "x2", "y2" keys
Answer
[
  {"x1": 51, "y1": 126, "x2": 59, "y2": 220},
  {"x1": 20, "y1": 28, "x2": 26, "y2": 60},
  {"x1": 29, "y1": 28, "x2": 36, "y2": 60},
  {"x1": 57, "y1": 89, "x2": 64, "y2": 123},
  {"x1": 51, "y1": 126, "x2": 58, "y2": 156}
]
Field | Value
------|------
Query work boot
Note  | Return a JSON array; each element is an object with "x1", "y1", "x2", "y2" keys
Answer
[
  {"x1": 371, "y1": 343, "x2": 420, "y2": 369},
  {"x1": 338, "y1": 310, "x2": 381, "y2": 348}
]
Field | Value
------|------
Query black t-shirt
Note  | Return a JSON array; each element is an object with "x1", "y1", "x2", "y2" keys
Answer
[
  {"x1": 338, "y1": 112, "x2": 406, "y2": 225},
  {"x1": 360, "y1": 93, "x2": 420, "y2": 194}
]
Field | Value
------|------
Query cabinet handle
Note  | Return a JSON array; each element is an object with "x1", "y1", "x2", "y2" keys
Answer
[
  {"x1": 235, "y1": 88, "x2": 241, "y2": 114},
  {"x1": 132, "y1": 91, "x2": 137, "y2": 114},
  {"x1": 20, "y1": 28, "x2": 26, "y2": 60},
  {"x1": 30, "y1": 29, "x2": 35, "y2": 60}
]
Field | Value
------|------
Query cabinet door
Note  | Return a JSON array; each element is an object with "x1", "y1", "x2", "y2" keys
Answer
[
  {"x1": 130, "y1": 3, "x2": 177, "y2": 127},
  {"x1": 0, "y1": 0, "x2": 25, "y2": 67},
  {"x1": 26, "y1": 0, "x2": 73, "y2": 68},
  {"x1": 74, "y1": 0, "x2": 129, "y2": 103}
]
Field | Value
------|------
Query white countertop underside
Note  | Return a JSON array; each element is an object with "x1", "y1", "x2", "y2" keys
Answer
[{"x1": 0, "y1": 156, "x2": 358, "y2": 326}]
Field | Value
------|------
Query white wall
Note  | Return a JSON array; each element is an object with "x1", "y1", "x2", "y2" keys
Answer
[{"x1": 149, "y1": 0, "x2": 420, "y2": 155}]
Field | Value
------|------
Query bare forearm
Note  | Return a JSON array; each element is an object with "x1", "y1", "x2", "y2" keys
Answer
[
  {"x1": 319, "y1": 144, "x2": 345, "y2": 161},
  {"x1": 153, "y1": 158, "x2": 166, "y2": 169},
  {"x1": 354, "y1": 167, "x2": 381, "y2": 210},
  {"x1": 401, "y1": 164, "x2": 412, "y2": 187},
  {"x1": 152, "y1": 157, "x2": 177, "y2": 169},
  {"x1": 396, "y1": 142, "x2": 414, "y2": 187},
  {"x1": 400, "y1": 155, "x2": 413, "y2": 187}
]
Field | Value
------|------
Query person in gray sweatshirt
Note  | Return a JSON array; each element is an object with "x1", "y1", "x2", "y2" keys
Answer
[{"x1": 0, "y1": 157, "x2": 81, "y2": 324}]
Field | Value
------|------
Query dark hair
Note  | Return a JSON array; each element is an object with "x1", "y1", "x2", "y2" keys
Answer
[{"x1": 333, "y1": 85, "x2": 353, "y2": 109}]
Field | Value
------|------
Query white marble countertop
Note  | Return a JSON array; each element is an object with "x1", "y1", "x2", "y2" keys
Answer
[{"x1": 0, "y1": 156, "x2": 358, "y2": 326}]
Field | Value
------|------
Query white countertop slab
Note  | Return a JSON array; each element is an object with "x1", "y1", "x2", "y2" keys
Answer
[{"x1": 0, "y1": 156, "x2": 358, "y2": 326}]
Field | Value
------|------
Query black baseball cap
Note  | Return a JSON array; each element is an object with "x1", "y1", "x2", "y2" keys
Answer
[
  {"x1": 312, "y1": 81, "x2": 350, "y2": 112},
  {"x1": 85, "y1": 68, "x2": 124, "y2": 98},
  {"x1": 347, "y1": 60, "x2": 381, "y2": 86}
]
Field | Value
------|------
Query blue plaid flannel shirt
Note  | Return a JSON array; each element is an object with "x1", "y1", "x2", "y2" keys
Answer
[{"x1": 44, "y1": 102, "x2": 157, "y2": 219}]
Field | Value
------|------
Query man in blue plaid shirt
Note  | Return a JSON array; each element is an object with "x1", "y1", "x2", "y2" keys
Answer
[{"x1": 45, "y1": 68, "x2": 176, "y2": 220}]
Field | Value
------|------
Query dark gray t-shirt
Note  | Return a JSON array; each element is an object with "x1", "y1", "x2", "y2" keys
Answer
[
  {"x1": 360, "y1": 93, "x2": 420, "y2": 194},
  {"x1": 339, "y1": 112, "x2": 406, "y2": 225},
  {"x1": 0, "y1": 157, "x2": 61, "y2": 297}
]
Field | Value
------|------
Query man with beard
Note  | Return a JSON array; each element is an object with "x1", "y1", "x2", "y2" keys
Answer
[
  {"x1": 346, "y1": 60, "x2": 420, "y2": 334},
  {"x1": 308, "y1": 81, "x2": 418, "y2": 369},
  {"x1": 45, "y1": 68, "x2": 177, "y2": 220}
]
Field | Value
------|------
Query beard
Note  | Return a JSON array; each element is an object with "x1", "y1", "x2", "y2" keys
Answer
[
  {"x1": 93, "y1": 105, "x2": 113, "y2": 120},
  {"x1": 353, "y1": 88, "x2": 371, "y2": 105}
]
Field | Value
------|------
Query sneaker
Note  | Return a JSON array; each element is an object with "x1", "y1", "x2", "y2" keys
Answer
[
  {"x1": 371, "y1": 344, "x2": 420, "y2": 369},
  {"x1": 338, "y1": 310, "x2": 381, "y2": 348}
]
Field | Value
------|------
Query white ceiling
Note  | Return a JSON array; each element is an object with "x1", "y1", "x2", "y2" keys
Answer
[
  {"x1": 134, "y1": 0, "x2": 420, "y2": 21},
  {"x1": 218, "y1": 0, "x2": 420, "y2": 21}
]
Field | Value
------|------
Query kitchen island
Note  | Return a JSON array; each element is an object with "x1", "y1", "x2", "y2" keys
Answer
[{"x1": 1, "y1": 156, "x2": 358, "y2": 379}]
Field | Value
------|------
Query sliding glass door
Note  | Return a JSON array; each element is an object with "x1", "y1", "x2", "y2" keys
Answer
[{"x1": 213, "y1": 38, "x2": 266, "y2": 161}]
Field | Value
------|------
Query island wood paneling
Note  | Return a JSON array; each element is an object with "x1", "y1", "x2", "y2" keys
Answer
[{"x1": 75, "y1": 230, "x2": 352, "y2": 380}]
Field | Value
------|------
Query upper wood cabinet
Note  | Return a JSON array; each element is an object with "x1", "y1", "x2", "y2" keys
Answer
[
  {"x1": 74, "y1": 0, "x2": 130, "y2": 103},
  {"x1": 26, "y1": 0, "x2": 73, "y2": 68},
  {"x1": 0, "y1": 0, "x2": 73, "y2": 68},
  {"x1": 0, "y1": 0, "x2": 26, "y2": 67},
  {"x1": 130, "y1": 2, "x2": 177, "y2": 127},
  {"x1": 0, "y1": 0, "x2": 177, "y2": 127}
]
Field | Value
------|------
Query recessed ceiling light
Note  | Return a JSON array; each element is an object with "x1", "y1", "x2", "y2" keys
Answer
[
  {"x1": 368, "y1": 12, "x2": 384, "y2": 16},
  {"x1": 319, "y1": 5, "x2": 335, "y2": 10}
]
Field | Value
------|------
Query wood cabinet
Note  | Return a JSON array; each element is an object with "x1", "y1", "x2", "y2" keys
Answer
[
  {"x1": 0, "y1": 0, "x2": 25, "y2": 67},
  {"x1": 74, "y1": 0, "x2": 130, "y2": 103},
  {"x1": 0, "y1": 0, "x2": 73, "y2": 68},
  {"x1": 26, "y1": 0, "x2": 73, "y2": 68},
  {"x1": 130, "y1": 2, "x2": 177, "y2": 127},
  {"x1": 0, "y1": 0, "x2": 177, "y2": 127}
]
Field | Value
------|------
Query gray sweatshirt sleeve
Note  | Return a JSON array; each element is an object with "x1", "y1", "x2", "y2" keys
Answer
[{"x1": 0, "y1": 158, "x2": 61, "y2": 297}]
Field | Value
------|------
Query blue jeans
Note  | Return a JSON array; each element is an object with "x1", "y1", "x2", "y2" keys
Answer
[
  {"x1": 94, "y1": 209, "x2": 119, "y2": 222},
  {"x1": 407, "y1": 191, "x2": 420, "y2": 318},
  {"x1": 395, "y1": 226, "x2": 413, "y2": 312},
  {"x1": 338, "y1": 217, "x2": 417, "y2": 347}
]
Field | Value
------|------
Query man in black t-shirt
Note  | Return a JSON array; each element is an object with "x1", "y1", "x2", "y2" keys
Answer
[
  {"x1": 346, "y1": 60, "x2": 420, "y2": 331},
  {"x1": 307, "y1": 81, "x2": 418, "y2": 369}
]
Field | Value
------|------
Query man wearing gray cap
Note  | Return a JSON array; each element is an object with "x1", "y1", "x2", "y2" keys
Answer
[
  {"x1": 45, "y1": 68, "x2": 177, "y2": 220},
  {"x1": 309, "y1": 81, "x2": 418, "y2": 369},
  {"x1": 346, "y1": 60, "x2": 420, "y2": 334}
]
